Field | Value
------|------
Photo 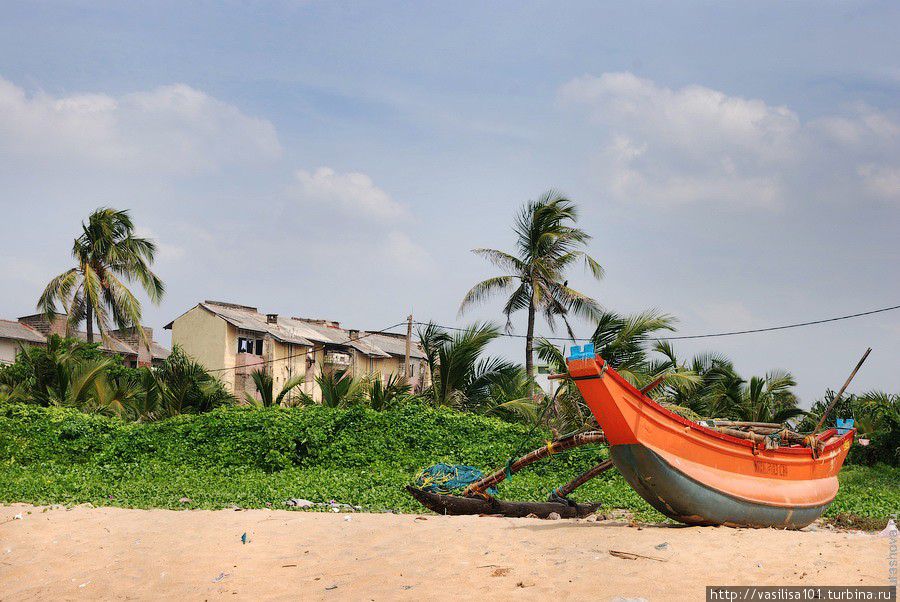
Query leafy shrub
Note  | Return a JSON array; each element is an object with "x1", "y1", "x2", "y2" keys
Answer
[{"x1": 0, "y1": 403, "x2": 896, "y2": 521}]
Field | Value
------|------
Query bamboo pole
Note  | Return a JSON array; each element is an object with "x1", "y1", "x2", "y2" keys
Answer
[
  {"x1": 462, "y1": 431, "x2": 607, "y2": 497},
  {"x1": 552, "y1": 459, "x2": 615, "y2": 499},
  {"x1": 813, "y1": 348, "x2": 872, "y2": 432},
  {"x1": 712, "y1": 421, "x2": 783, "y2": 429}
]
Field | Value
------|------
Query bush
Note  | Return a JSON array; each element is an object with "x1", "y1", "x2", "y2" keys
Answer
[{"x1": 0, "y1": 403, "x2": 896, "y2": 522}]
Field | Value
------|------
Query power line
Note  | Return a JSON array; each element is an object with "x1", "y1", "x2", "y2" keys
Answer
[
  {"x1": 205, "y1": 320, "x2": 408, "y2": 373},
  {"x1": 658, "y1": 304, "x2": 900, "y2": 340},
  {"x1": 415, "y1": 303, "x2": 900, "y2": 343}
]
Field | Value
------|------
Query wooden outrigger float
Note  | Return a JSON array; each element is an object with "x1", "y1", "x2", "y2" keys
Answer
[{"x1": 407, "y1": 431, "x2": 611, "y2": 519}]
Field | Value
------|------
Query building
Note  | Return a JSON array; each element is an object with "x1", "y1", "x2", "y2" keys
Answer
[
  {"x1": 0, "y1": 320, "x2": 46, "y2": 364},
  {"x1": 0, "y1": 313, "x2": 170, "y2": 367},
  {"x1": 164, "y1": 300, "x2": 429, "y2": 402},
  {"x1": 534, "y1": 362, "x2": 559, "y2": 396}
]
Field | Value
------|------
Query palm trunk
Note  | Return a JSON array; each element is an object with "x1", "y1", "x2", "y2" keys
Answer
[
  {"x1": 86, "y1": 303, "x2": 93, "y2": 343},
  {"x1": 525, "y1": 297, "x2": 536, "y2": 396}
]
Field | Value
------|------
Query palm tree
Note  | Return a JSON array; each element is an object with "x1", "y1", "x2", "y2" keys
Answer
[
  {"x1": 459, "y1": 192, "x2": 603, "y2": 380},
  {"x1": 244, "y1": 368, "x2": 305, "y2": 407},
  {"x1": 38, "y1": 208, "x2": 164, "y2": 344},
  {"x1": 418, "y1": 322, "x2": 521, "y2": 409},
  {"x1": 587, "y1": 310, "x2": 684, "y2": 386}
]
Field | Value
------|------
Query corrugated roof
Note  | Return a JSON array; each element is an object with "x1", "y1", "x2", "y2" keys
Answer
[
  {"x1": 181, "y1": 301, "x2": 425, "y2": 359},
  {"x1": 0, "y1": 320, "x2": 45, "y2": 344},
  {"x1": 148, "y1": 342, "x2": 170, "y2": 360},
  {"x1": 0, "y1": 318, "x2": 169, "y2": 360},
  {"x1": 199, "y1": 302, "x2": 314, "y2": 347},
  {"x1": 364, "y1": 331, "x2": 426, "y2": 360},
  {"x1": 71, "y1": 331, "x2": 137, "y2": 355}
]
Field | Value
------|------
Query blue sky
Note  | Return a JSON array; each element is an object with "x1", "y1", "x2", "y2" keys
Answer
[{"x1": 1, "y1": 1, "x2": 898, "y2": 403}]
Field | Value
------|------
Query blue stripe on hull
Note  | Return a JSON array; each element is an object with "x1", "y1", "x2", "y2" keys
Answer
[{"x1": 609, "y1": 444, "x2": 829, "y2": 529}]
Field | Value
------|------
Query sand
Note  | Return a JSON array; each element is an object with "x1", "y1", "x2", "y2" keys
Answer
[{"x1": 0, "y1": 504, "x2": 891, "y2": 601}]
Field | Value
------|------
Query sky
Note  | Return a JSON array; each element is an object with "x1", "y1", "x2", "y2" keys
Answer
[{"x1": 1, "y1": 1, "x2": 898, "y2": 404}]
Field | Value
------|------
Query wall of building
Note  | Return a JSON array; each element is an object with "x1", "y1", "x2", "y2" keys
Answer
[
  {"x1": 348, "y1": 351, "x2": 429, "y2": 390},
  {"x1": 0, "y1": 339, "x2": 21, "y2": 364},
  {"x1": 268, "y1": 339, "x2": 311, "y2": 404},
  {"x1": 170, "y1": 306, "x2": 233, "y2": 389}
]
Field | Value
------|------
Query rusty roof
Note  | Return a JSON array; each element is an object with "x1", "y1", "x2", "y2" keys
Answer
[
  {"x1": 0, "y1": 320, "x2": 45, "y2": 344},
  {"x1": 167, "y1": 301, "x2": 424, "y2": 359}
]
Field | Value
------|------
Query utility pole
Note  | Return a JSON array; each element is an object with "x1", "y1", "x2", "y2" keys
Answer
[{"x1": 404, "y1": 314, "x2": 413, "y2": 383}]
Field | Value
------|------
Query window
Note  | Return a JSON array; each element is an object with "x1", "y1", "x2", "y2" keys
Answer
[{"x1": 238, "y1": 337, "x2": 263, "y2": 355}]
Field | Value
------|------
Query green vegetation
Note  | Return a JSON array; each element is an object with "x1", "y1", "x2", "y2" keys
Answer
[
  {"x1": 800, "y1": 390, "x2": 900, "y2": 466},
  {"x1": 0, "y1": 403, "x2": 896, "y2": 525},
  {"x1": 417, "y1": 321, "x2": 524, "y2": 416},
  {"x1": 0, "y1": 337, "x2": 233, "y2": 420}
]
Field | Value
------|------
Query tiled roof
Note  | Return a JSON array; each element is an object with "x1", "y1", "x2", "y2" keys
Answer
[{"x1": 0, "y1": 320, "x2": 45, "y2": 344}]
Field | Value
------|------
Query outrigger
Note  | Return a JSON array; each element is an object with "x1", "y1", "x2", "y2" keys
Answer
[{"x1": 408, "y1": 345, "x2": 868, "y2": 529}]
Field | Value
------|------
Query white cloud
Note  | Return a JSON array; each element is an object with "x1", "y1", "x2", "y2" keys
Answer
[
  {"x1": 558, "y1": 72, "x2": 900, "y2": 207},
  {"x1": 382, "y1": 231, "x2": 434, "y2": 274},
  {"x1": 292, "y1": 166, "x2": 408, "y2": 220},
  {"x1": 133, "y1": 227, "x2": 185, "y2": 262},
  {"x1": 857, "y1": 165, "x2": 900, "y2": 200},
  {"x1": 0, "y1": 77, "x2": 281, "y2": 174}
]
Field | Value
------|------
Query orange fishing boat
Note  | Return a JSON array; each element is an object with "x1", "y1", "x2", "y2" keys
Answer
[{"x1": 567, "y1": 347, "x2": 854, "y2": 529}]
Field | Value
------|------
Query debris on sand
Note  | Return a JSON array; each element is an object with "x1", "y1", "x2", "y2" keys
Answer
[{"x1": 609, "y1": 549, "x2": 666, "y2": 562}]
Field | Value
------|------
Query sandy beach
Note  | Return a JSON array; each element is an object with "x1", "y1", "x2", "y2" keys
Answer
[{"x1": 0, "y1": 504, "x2": 892, "y2": 601}]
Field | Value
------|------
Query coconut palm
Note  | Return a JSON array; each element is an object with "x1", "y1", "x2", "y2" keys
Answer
[
  {"x1": 368, "y1": 374, "x2": 412, "y2": 411},
  {"x1": 650, "y1": 342, "x2": 739, "y2": 417},
  {"x1": 38, "y1": 208, "x2": 164, "y2": 344},
  {"x1": 150, "y1": 347, "x2": 234, "y2": 416},
  {"x1": 44, "y1": 357, "x2": 114, "y2": 409},
  {"x1": 727, "y1": 370, "x2": 804, "y2": 424},
  {"x1": 418, "y1": 322, "x2": 521, "y2": 409},
  {"x1": 536, "y1": 309, "x2": 688, "y2": 431},
  {"x1": 587, "y1": 310, "x2": 684, "y2": 387},
  {"x1": 295, "y1": 368, "x2": 370, "y2": 408},
  {"x1": 13, "y1": 335, "x2": 100, "y2": 405},
  {"x1": 459, "y1": 193, "x2": 603, "y2": 380},
  {"x1": 244, "y1": 368, "x2": 305, "y2": 407},
  {"x1": 87, "y1": 370, "x2": 150, "y2": 419}
]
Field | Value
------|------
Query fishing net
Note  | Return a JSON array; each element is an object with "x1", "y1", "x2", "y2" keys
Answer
[{"x1": 413, "y1": 463, "x2": 498, "y2": 495}]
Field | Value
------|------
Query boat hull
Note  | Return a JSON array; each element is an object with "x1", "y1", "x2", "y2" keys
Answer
[
  {"x1": 568, "y1": 356, "x2": 853, "y2": 529},
  {"x1": 610, "y1": 444, "x2": 829, "y2": 528}
]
